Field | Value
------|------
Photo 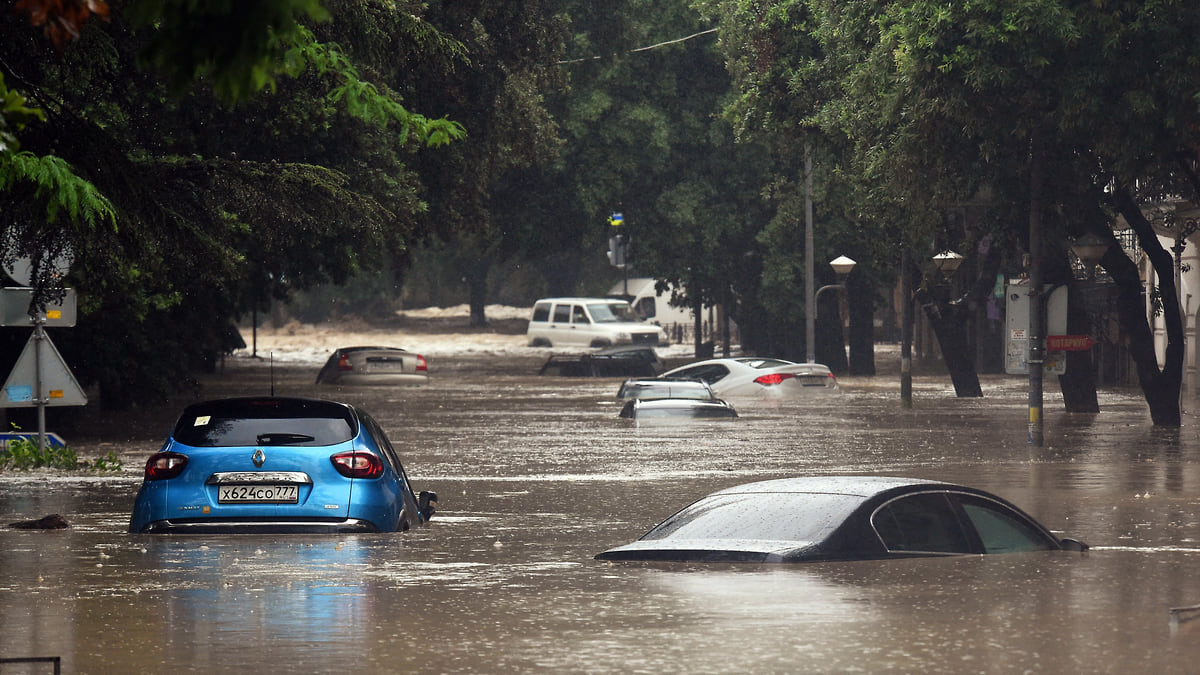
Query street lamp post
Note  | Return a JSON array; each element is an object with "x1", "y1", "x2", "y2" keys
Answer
[
  {"x1": 924, "y1": 249, "x2": 987, "y2": 399},
  {"x1": 1070, "y1": 232, "x2": 1110, "y2": 281},
  {"x1": 932, "y1": 250, "x2": 964, "y2": 281},
  {"x1": 807, "y1": 255, "x2": 857, "y2": 364},
  {"x1": 901, "y1": 250, "x2": 964, "y2": 407},
  {"x1": 1171, "y1": 221, "x2": 1198, "y2": 396}
]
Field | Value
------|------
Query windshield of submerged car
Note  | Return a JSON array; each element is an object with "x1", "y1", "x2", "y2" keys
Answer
[
  {"x1": 640, "y1": 492, "x2": 863, "y2": 543},
  {"x1": 621, "y1": 382, "x2": 713, "y2": 400}
]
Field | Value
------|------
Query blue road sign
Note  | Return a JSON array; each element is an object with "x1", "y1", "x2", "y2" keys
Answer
[{"x1": 0, "y1": 431, "x2": 66, "y2": 448}]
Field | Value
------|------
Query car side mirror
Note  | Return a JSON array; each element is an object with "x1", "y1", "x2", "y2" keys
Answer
[
  {"x1": 418, "y1": 490, "x2": 438, "y2": 520},
  {"x1": 1059, "y1": 538, "x2": 1088, "y2": 552}
]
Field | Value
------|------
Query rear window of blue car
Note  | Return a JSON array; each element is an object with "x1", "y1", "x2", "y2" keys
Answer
[{"x1": 171, "y1": 398, "x2": 357, "y2": 447}]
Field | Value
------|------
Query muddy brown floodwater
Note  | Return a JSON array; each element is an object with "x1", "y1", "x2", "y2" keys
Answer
[{"x1": 4, "y1": 343, "x2": 1200, "y2": 673}]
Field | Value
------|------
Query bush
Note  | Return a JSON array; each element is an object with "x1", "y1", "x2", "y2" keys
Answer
[{"x1": 0, "y1": 427, "x2": 122, "y2": 472}]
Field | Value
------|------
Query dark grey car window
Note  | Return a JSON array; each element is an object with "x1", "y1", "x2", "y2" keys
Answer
[
  {"x1": 532, "y1": 303, "x2": 550, "y2": 322},
  {"x1": 873, "y1": 493, "x2": 972, "y2": 553},
  {"x1": 958, "y1": 495, "x2": 1057, "y2": 553},
  {"x1": 672, "y1": 364, "x2": 730, "y2": 384},
  {"x1": 553, "y1": 304, "x2": 571, "y2": 323}
]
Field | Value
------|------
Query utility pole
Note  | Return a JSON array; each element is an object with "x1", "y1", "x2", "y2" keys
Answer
[
  {"x1": 805, "y1": 146, "x2": 816, "y2": 364},
  {"x1": 1028, "y1": 135, "x2": 1045, "y2": 446},
  {"x1": 901, "y1": 248, "x2": 913, "y2": 408}
]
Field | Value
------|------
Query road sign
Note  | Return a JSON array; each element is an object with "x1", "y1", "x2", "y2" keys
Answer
[
  {"x1": 0, "y1": 431, "x2": 65, "y2": 448},
  {"x1": 3, "y1": 250, "x2": 73, "y2": 287},
  {"x1": 0, "y1": 330, "x2": 87, "y2": 407},
  {"x1": 1047, "y1": 335, "x2": 1096, "y2": 351},
  {"x1": 0, "y1": 287, "x2": 77, "y2": 327},
  {"x1": 1005, "y1": 282, "x2": 1068, "y2": 375}
]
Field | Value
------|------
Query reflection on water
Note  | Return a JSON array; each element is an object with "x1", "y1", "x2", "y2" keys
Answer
[{"x1": 3, "y1": 359, "x2": 1200, "y2": 672}]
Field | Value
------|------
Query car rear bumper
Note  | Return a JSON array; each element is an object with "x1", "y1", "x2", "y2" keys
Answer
[
  {"x1": 133, "y1": 517, "x2": 381, "y2": 534},
  {"x1": 322, "y1": 374, "x2": 429, "y2": 385}
]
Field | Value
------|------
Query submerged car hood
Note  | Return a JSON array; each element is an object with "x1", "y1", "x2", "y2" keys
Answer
[{"x1": 595, "y1": 538, "x2": 816, "y2": 563}]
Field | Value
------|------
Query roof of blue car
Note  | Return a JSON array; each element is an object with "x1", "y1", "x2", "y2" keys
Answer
[{"x1": 179, "y1": 396, "x2": 354, "y2": 418}]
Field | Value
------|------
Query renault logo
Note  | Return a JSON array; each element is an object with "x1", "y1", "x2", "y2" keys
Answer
[{"x1": 252, "y1": 449, "x2": 266, "y2": 467}]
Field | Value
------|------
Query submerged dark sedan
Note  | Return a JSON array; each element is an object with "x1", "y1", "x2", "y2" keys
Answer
[
  {"x1": 130, "y1": 397, "x2": 436, "y2": 534},
  {"x1": 595, "y1": 476, "x2": 1087, "y2": 563},
  {"x1": 539, "y1": 344, "x2": 665, "y2": 377}
]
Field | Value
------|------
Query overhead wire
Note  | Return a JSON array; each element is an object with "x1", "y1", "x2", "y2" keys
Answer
[{"x1": 557, "y1": 28, "x2": 719, "y2": 65}]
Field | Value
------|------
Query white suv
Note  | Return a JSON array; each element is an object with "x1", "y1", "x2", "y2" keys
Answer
[{"x1": 527, "y1": 298, "x2": 667, "y2": 348}]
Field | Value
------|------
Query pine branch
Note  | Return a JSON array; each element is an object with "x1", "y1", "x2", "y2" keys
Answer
[{"x1": 0, "y1": 151, "x2": 115, "y2": 227}]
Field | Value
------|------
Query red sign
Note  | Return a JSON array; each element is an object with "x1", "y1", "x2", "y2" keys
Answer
[{"x1": 1047, "y1": 335, "x2": 1095, "y2": 351}]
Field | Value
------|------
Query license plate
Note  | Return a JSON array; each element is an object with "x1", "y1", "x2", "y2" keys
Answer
[
  {"x1": 365, "y1": 363, "x2": 404, "y2": 373},
  {"x1": 218, "y1": 484, "x2": 299, "y2": 503},
  {"x1": 366, "y1": 357, "x2": 405, "y2": 371}
]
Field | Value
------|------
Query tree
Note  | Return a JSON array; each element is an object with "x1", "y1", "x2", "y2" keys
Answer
[
  {"x1": 406, "y1": 0, "x2": 568, "y2": 326},
  {"x1": 693, "y1": 0, "x2": 900, "y2": 368},
  {"x1": 1, "y1": 1, "x2": 465, "y2": 407},
  {"x1": 838, "y1": 0, "x2": 1200, "y2": 423},
  {"x1": 556, "y1": 0, "x2": 769, "y2": 357},
  {"x1": 705, "y1": 0, "x2": 1200, "y2": 423}
]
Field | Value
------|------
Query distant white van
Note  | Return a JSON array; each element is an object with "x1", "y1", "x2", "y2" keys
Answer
[
  {"x1": 608, "y1": 278, "x2": 694, "y2": 327},
  {"x1": 527, "y1": 297, "x2": 667, "y2": 348}
]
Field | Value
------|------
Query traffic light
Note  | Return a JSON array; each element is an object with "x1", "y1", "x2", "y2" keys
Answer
[
  {"x1": 607, "y1": 233, "x2": 627, "y2": 268},
  {"x1": 607, "y1": 210, "x2": 627, "y2": 268}
]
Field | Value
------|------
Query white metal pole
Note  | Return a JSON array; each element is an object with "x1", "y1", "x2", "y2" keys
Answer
[{"x1": 33, "y1": 320, "x2": 46, "y2": 452}]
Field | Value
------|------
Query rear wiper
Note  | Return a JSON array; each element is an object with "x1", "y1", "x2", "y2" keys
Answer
[{"x1": 256, "y1": 432, "x2": 315, "y2": 445}]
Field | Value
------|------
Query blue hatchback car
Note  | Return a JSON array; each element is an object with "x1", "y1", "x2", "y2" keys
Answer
[{"x1": 129, "y1": 397, "x2": 436, "y2": 534}]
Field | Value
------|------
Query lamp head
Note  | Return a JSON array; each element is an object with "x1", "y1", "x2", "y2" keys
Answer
[
  {"x1": 829, "y1": 255, "x2": 857, "y2": 278},
  {"x1": 1070, "y1": 232, "x2": 1111, "y2": 265},
  {"x1": 931, "y1": 250, "x2": 964, "y2": 278}
]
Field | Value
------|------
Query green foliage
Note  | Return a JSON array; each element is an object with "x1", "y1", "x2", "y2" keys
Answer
[
  {"x1": 0, "y1": 431, "x2": 123, "y2": 472},
  {"x1": 90, "y1": 450, "x2": 123, "y2": 472},
  {"x1": 0, "y1": 72, "x2": 45, "y2": 152},
  {"x1": 0, "y1": 152, "x2": 116, "y2": 226},
  {"x1": 0, "y1": 1, "x2": 481, "y2": 408},
  {"x1": 400, "y1": 1, "x2": 570, "y2": 321},
  {"x1": 284, "y1": 27, "x2": 465, "y2": 147},
  {"x1": 0, "y1": 430, "x2": 76, "y2": 471},
  {"x1": 125, "y1": 0, "x2": 331, "y2": 103}
]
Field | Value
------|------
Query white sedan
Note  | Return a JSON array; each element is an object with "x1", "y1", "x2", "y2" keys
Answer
[{"x1": 659, "y1": 358, "x2": 839, "y2": 398}]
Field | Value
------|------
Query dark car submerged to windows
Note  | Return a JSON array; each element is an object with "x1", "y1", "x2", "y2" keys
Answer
[
  {"x1": 538, "y1": 344, "x2": 666, "y2": 378},
  {"x1": 615, "y1": 378, "x2": 738, "y2": 419},
  {"x1": 595, "y1": 476, "x2": 1086, "y2": 563},
  {"x1": 130, "y1": 397, "x2": 436, "y2": 534}
]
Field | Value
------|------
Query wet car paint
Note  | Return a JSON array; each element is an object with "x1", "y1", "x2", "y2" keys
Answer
[{"x1": 2, "y1": 353, "x2": 1200, "y2": 672}]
